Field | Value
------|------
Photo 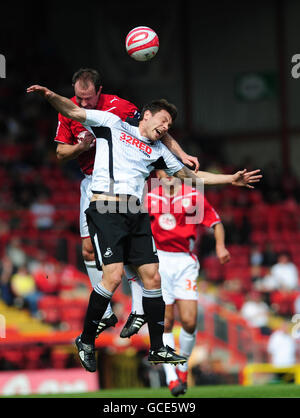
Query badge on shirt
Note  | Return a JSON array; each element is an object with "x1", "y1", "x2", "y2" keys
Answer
[{"x1": 158, "y1": 214, "x2": 176, "y2": 230}]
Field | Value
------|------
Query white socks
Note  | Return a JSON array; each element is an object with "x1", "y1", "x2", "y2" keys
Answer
[
  {"x1": 162, "y1": 332, "x2": 178, "y2": 384},
  {"x1": 162, "y1": 329, "x2": 197, "y2": 383},
  {"x1": 123, "y1": 265, "x2": 144, "y2": 315},
  {"x1": 177, "y1": 328, "x2": 196, "y2": 373},
  {"x1": 84, "y1": 260, "x2": 102, "y2": 288}
]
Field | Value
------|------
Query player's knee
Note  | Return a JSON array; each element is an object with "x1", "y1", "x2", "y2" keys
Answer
[
  {"x1": 107, "y1": 272, "x2": 122, "y2": 289},
  {"x1": 151, "y1": 270, "x2": 161, "y2": 289},
  {"x1": 103, "y1": 265, "x2": 123, "y2": 291},
  {"x1": 142, "y1": 269, "x2": 161, "y2": 290},
  {"x1": 181, "y1": 319, "x2": 196, "y2": 334},
  {"x1": 164, "y1": 318, "x2": 174, "y2": 333}
]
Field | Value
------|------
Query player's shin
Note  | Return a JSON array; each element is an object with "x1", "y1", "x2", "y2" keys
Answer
[
  {"x1": 124, "y1": 265, "x2": 145, "y2": 315},
  {"x1": 84, "y1": 260, "x2": 102, "y2": 288},
  {"x1": 81, "y1": 284, "x2": 113, "y2": 345},
  {"x1": 177, "y1": 328, "x2": 197, "y2": 372},
  {"x1": 162, "y1": 333, "x2": 178, "y2": 383},
  {"x1": 142, "y1": 288, "x2": 165, "y2": 349},
  {"x1": 84, "y1": 261, "x2": 113, "y2": 319}
]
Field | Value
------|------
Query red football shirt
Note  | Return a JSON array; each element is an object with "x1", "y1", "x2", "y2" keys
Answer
[
  {"x1": 145, "y1": 184, "x2": 221, "y2": 253},
  {"x1": 54, "y1": 94, "x2": 138, "y2": 175}
]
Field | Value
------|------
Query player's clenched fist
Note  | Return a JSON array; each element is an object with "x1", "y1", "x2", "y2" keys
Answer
[
  {"x1": 77, "y1": 131, "x2": 96, "y2": 150},
  {"x1": 216, "y1": 246, "x2": 231, "y2": 264}
]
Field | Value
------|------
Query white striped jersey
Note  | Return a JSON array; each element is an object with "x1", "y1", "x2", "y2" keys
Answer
[{"x1": 83, "y1": 109, "x2": 184, "y2": 201}]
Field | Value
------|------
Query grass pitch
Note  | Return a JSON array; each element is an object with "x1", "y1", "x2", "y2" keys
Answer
[{"x1": 3, "y1": 383, "x2": 300, "y2": 398}]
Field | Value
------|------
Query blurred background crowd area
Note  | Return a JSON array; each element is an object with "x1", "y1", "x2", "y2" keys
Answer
[{"x1": 1, "y1": 0, "x2": 300, "y2": 386}]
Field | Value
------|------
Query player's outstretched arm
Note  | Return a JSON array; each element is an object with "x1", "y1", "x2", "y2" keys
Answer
[
  {"x1": 174, "y1": 166, "x2": 262, "y2": 188},
  {"x1": 26, "y1": 85, "x2": 86, "y2": 123}
]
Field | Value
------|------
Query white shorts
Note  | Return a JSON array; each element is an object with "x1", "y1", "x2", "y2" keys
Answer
[
  {"x1": 158, "y1": 249, "x2": 199, "y2": 305},
  {"x1": 80, "y1": 175, "x2": 93, "y2": 238}
]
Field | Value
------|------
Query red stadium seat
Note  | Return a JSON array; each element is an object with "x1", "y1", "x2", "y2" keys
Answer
[
  {"x1": 224, "y1": 267, "x2": 252, "y2": 291},
  {"x1": 283, "y1": 231, "x2": 298, "y2": 243},
  {"x1": 51, "y1": 349, "x2": 70, "y2": 369},
  {"x1": 266, "y1": 205, "x2": 281, "y2": 232},
  {"x1": 23, "y1": 346, "x2": 45, "y2": 370},
  {"x1": 292, "y1": 257, "x2": 300, "y2": 271},
  {"x1": 233, "y1": 208, "x2": 245, "y2": 228},
  {"x1": 226, "y1": 245, "x2": 250, "y2": 257},
  {"x1": 202, "y1": 256, "x2": 224, "y2": 282},
  {"x1": 267, "y1": 230, "x2": 282, "y2": 242},
  {"x1": 272, "y1": 241, "x2": 288, "y2": 253},
  {"x1": 270, "y1": 291, "x2": 300, "y2": 316},
  {"x1": 226, "y1": 254, "x2": 249, "y2": 268},
  {"x1": 38, "y1": 295, "x2": 61, "y2": 308},
  {"x1": 248, "y1": 190, "x2": 263, "y2": 205},
  {"x1": 38, "y1": 296, "x2": 61, "y2": 324},
  {"x1": 219, "y1": 289, "x2": 245, "y2": 310},
  {"x1": 248, "y1": 214, "x2": 266, "y2": 232},
  {"x1": 60, "y1": 300, "x2": 86, "y2": 330},
  {"x1": 1, "y1": 350, "x2": 24, "y2": 368},
  {"x1": 203, "y1": 190, "x2": 222, "y2": 209},
  {"x1": 250, "y1": 231, "x2": 267, "y2": 245}
]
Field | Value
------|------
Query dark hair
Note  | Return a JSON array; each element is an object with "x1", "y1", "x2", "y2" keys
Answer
[
  {"x1": 140, "y1": 99, "x2": 178, "y2": 123},
  {"x1": 278, "y1": 251, "x2": 291, "y2": 259},
  {"x1": 72, "y1": 68, "x2": 102, "y2": 92}
]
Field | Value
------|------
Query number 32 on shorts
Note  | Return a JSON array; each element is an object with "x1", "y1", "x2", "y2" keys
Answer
[{"x1": 185, "y1": 279, "x2": 197, "y2": 291}]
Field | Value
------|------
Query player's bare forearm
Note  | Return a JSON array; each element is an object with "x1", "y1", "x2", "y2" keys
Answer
[
  {"x1": 213, "y1": 223, "x2": 231, "y2": 264},
  {"x1": 56, "y1": 143, "x2": 87, "y2": 161},
  {"x1": 56, "y1": 131, "x2": 95, "y2": 161},
  {"x1": 49, "y1": 93, "x2": 86, "y2": 122},
  {"x1": 174, "y1": 166, "x2": 233, "y2": 186},
  {"x1": 162, "y1": 133, "x2": 199, "y2": 172},
  {"x1": 27, "y1": 85, "x2": 86, "y2": 123},
  {"x1": 213, "y1": 222, "x2": 226, "y2": 247},
  {"x1": 174, "y1": 166, "x2": 262, "y2": 188}
]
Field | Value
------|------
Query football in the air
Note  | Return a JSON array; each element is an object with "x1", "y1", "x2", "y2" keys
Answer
[{"x1": 125, "y1": 26, "x2": 159, "y2": 62}]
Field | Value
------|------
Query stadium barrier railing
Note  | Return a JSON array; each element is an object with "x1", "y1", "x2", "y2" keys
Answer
[{"x1": 242, "y1": 363, "x2": 300, "y2": 385}]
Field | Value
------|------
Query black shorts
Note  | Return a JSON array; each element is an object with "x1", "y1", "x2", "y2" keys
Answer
[{"x1": 85, "y1": 201, "x2": 159, "y2": 268}]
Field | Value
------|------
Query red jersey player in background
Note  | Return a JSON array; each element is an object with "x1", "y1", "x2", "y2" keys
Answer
[
  {"x1": 141, "y1": 170, "x2": 230, "y2": 396},
  {"x1": 54, "y1": 68, "x2": 200, "y2": 334}
]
